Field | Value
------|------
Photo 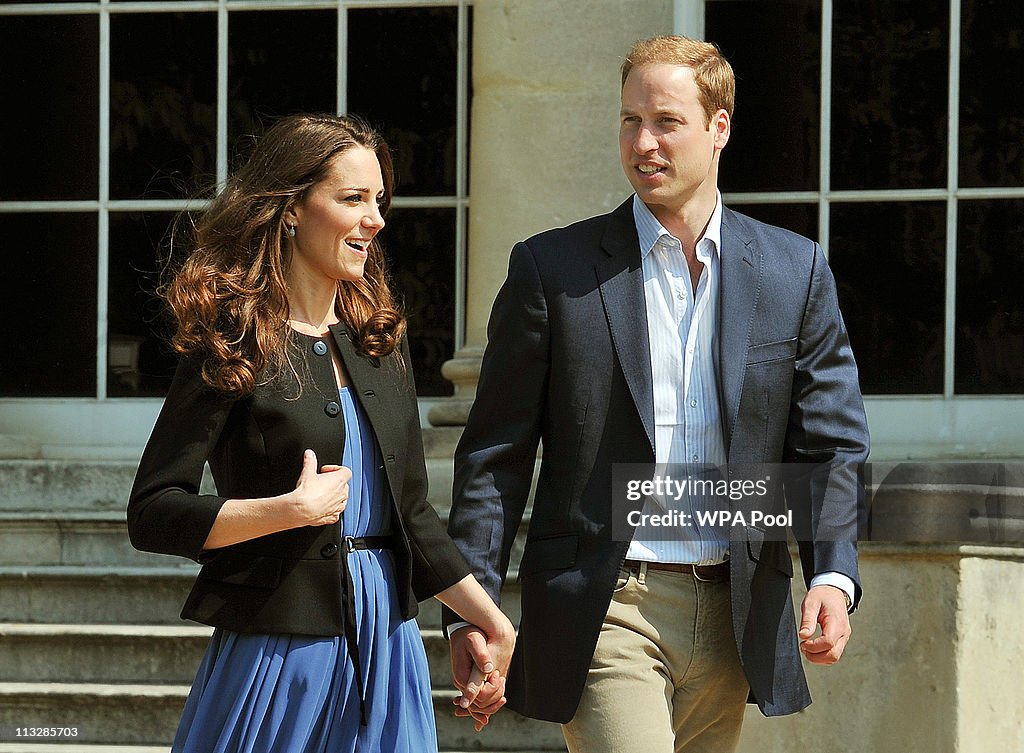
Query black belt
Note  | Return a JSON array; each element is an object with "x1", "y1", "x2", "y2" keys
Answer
[
  {"x1": 623, "y1": 559, "x2": 730, "y2": 582},
  {"x1": 339, "y1": 534, "x2": 394, "y2": 726}
]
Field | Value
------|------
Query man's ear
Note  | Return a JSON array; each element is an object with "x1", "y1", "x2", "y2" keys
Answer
[{"x1": 712, "y1": 108, "x2": 731, "y2": 151}]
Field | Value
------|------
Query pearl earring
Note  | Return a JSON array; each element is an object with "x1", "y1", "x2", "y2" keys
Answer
[{"x1": 285, "y1": 224, "x2": 296, "y2": 238}]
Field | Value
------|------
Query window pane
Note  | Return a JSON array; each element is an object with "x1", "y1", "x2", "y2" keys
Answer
[
  {"x1": 728, "y1": 203, "x2": 818, "y2": 242},
  {"x1": 0, "y1": 214, "x2": 97, "y2": 396},
  {"x1": 348, "y1": 8, "x2": 459, "y2": 196},
  {"x1": 829, "y1": 202, "x2": 945, "y2": 394},
  {"x1": 110, "y1": 13, "x2": 216, "y2": 200},
  {"x1": 108, "y1": 212, "x2": 180, "y2": 397},
  {"x1": 956, "y1": 200, "x2": 1024, "y2": 394},
  {"x1": 228, "y1": 10, "x2": 337, "y2": 152},
  {"x1": 832, "y1": 1, "x2": 948, "y2": 190},
  {"x1": 0, "y1": 16, "x2": 98, "y2": 200},
  {"x1": 706, "y1": 0, "x2": 820, "y2": 192},
  {"x1": 382, "y1": 208, "x2": 456, "y2": 397},
  {"x1": 960, "y1": 1, "x2": 1024, "y2": 187}
]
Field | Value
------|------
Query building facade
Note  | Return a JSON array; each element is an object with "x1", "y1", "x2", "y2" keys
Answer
[{"x1": 1, "y1": 0, "x2": 1022, "y2": 459}]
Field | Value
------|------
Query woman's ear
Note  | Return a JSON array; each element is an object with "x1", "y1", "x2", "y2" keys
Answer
[{"x1": 283, "y1": 199, "x2": 303, "y2": 228}]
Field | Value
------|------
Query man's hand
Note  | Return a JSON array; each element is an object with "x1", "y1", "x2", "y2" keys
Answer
[
  {"x1": 798, "y1": 585, "x2": 852, "y2": 665},
  {"x1": 449, "y1": 625, "x2": 514, "y2": 731}
]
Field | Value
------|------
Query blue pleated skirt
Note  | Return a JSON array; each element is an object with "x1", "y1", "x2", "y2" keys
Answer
[{"x1": 172, "y1": 387, "x2": 437, "y2": 753}]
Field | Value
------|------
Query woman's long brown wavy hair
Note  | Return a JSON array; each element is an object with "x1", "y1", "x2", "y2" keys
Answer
[{"x1": 162, "y1": 114, "x2": 406, "y2": 397}]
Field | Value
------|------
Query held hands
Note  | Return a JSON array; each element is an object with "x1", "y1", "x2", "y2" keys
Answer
[
  {"x1": 289, "y1": 449, "x2": 351, "y2": 527},
  {"x1": 450, "y1": 623, "x2": 516, "y2": 731},
  {"x1": 798, "y1": 584, "x2": 852, "y2": 665}
]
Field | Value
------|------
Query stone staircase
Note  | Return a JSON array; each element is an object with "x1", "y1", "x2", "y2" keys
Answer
[{"x1": 0, "y1": 429, "x2": 565, "y2": 753}]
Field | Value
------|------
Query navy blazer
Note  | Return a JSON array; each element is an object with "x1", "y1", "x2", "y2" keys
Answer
[
  {"x1": 129, "y1": 325, "x2": 469, "y2": 635},
  {"x1": 444, "y1": 198, "x2": 869, "y2": 722}
]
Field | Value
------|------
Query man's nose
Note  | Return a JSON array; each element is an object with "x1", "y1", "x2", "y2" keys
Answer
[{"x1": 633, "y1": 125, "x2": 658, "y2": 154}]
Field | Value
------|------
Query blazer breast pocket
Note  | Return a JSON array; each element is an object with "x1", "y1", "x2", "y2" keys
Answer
[{"x1": 746, "y1": 337, "x2": 798, "y2": 366}]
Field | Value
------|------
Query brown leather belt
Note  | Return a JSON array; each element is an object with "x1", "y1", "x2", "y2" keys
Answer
[{"x1": 623, "y1": 559, "x2": 730, "y2": 581}]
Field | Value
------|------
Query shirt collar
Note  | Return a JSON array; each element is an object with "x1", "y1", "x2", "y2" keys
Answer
[{"x1": 632, "y1": 192, "x2": 723, "y2": 261}]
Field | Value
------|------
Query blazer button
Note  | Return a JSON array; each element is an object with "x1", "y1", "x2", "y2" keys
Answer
[
  {"x1": 324, "y1": 401, "x2": 341, "y2": 417},
  {"x1": 321, "y1": 542, "x2": 339, "y2": 558},
  {"x1": 312, "y1": 340, "x2": 328, "y2": 356}
]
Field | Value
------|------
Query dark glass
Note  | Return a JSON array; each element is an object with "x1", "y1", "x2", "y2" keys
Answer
[
  {"x1": 228, "y1": 10, "x2": 336, "y2": 153},
  {"x1": 706, "y1": 0, "x2": 820, "y2": 192},
  {"x1": 729, "y1": 203, "x2": 818, "y2": 242},
  {"x1": 107, "y1": 212, "x2": 181, "y2": 397},
  {"x1": 828, "y1": 202, "x2": 945, "y2": 394},
  {"x1": 349, "y1": 8, "x2": 459, "y2": 196},
  {"x1": 831, "y1": 1, "x2": 948, "y2": 190},
  {"x1": 955, "y1": 200, "x2": 1024, "y2": 394},
  {"x1": 0, "y1": 214, "x2": 97, "y2": 396},
  {"x1": 960, "y1": 1, "x2": 1024, "y2": 187},
  {"x1": 382, "y1": 208, "x2": 456, "y2": 396},
  {"x1": 110, "y1": 13, "x2": 216, "y2": 200},
  {"x1": 0, "y1": 16, "x2": 98, "y2": 200}
]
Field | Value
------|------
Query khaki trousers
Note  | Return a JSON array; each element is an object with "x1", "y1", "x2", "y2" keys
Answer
[{"x1": 562, "y1": 562, "x2": 748, "y2": 753}]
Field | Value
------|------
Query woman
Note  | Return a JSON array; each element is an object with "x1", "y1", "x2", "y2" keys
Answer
[{"x1": 127, "y1": 114, "x2": 513, "y2": 753}]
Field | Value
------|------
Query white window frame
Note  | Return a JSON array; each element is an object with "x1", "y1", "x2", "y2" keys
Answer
[
  {"x1": 0, "y1": 0, "x2": 471, "y2": 457},
  {"x1": 679, "y1": 0, "x2": 1024, "y2": 458}
]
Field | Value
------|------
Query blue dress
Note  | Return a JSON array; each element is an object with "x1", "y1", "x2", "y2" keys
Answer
[{"x1": 172, "y1": 387, "x2": 438, "y2": 753}]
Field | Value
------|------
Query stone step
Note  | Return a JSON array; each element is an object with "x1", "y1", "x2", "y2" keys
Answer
[
  {"x1": 0, "y1": 624, "x2": 212, "y2": 685},
  {"x1": 0, "y1": 625, "x2": 494, "y2": 691},
  {"x1": 0, "y1": 746, "x2": 169, "y2": 753},
  {"x1": 0, "y1": 683, "x2": 565, "y2": 751},
  {"x1": 0, "y1": 567, "x2": 198, "y2": 626},
  {"x1": 0, "y1": 513, "x2": 173, "y2": 568},
  {"x1": 0, "y1": 566, "x2": 522, "y2": 629}
]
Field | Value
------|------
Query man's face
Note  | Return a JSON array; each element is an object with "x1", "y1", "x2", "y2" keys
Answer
[{"x1": 619, "y1": 64, "x2": 729, "y2": 221}]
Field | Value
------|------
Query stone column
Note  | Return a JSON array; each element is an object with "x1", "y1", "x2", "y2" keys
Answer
[{"x1": 428, "y1": 0, "x2": 673, "y2": 427}]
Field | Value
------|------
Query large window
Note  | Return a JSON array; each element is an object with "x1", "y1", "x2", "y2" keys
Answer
[
  {"x1": 696, "y1": 0, "x2": 1024, "y2": 455},
  {"x1": 0, "y1": 0, "x2": 471, "y2": 430}
]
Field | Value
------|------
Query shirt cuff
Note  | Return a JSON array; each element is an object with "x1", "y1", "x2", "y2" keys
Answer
[
  {"x1": 809, "y1": 571, "x2": 855, "y2": 612},
  {"x1": 444, "y1": 620, "x2": 476, "y2": 640}
]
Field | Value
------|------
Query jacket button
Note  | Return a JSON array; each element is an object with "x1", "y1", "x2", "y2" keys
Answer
[
  {"x1": 321, "y1": 543, "x2": 339, "y2": 558},
  {"x1": 312, "y1": 340, "x2": 328, "y2": 356},
  {"x1": 324, "y1": 401, "x2": 341, "y2": 417},
  {"x1": 385, "y1": 454, "x2": 395, "y2": 463},
  {"x1": 364, "y1": 389, "x2": 375, "y2": 397}
]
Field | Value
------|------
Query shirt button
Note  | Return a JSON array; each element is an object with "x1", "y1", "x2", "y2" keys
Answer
[
  {"x1": 324, "y1": 401, "x2": 341, "y2": 417},
  {"x1": 677, "y1": 291, "x2": 685, "y2": 300},
  {"x1": 312, "y1": 340, "x2": 328, "y2": 356},
  {"x1": 320, "y1": 542, "x2": 339, "y2": 558},
  {"x1": 692, "y1": 454, "x2": 699, "y2": 462},
  {"x1": 690, "y1": 400, "x2": 697, "y2": 407}
]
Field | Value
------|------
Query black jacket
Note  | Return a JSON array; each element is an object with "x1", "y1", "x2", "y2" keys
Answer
[{"x1": 128, "y1": 324, "x2": 469, "y2": 635}]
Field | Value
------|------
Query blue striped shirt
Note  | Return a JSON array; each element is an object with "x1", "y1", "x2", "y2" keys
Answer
[{"x1": 626, "y1": 194, "x2": 729, "y2": 565}]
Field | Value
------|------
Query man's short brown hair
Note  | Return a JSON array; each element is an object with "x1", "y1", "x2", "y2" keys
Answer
[{"x1": 621, "y1": 35, "x2": 735, "y2": 126}]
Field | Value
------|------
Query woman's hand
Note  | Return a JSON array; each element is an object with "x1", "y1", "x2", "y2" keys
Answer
[{"x1": 289, "y1": 449, "x2": 351, "y2": 527}]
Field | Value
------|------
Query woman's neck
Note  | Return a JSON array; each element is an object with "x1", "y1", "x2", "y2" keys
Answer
[{"x1": 286, "y1": 278, "x2": 340, "y2": 336}]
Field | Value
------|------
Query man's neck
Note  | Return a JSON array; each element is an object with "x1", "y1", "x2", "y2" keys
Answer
[{"x1": 648, "y1": 191, "x2": 718, "y2": 256}]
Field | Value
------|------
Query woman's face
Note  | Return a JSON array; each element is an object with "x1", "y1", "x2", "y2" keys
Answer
[{"x1": 286, "y1": 145, "x2": 386, "y2": 284}]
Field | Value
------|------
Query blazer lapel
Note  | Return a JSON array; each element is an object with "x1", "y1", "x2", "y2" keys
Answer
[
  {"x1": 596, "y1": 199, "x2": 655, "y2": 455},
  {"x1": 328, "y1": 324, "x2": 397, "y2": 454},
  {"x1": 718, "y1": 208, "x2": 762, "y2": 453}
]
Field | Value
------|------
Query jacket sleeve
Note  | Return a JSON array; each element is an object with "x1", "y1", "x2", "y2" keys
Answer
[
  {"x1": 784, "y1": 242, "x2": 870, "y2": 606},
  {"x1": 443, "y1": 240, "x2": 549, "y2": 627},
  {"x1": 127, "y1": 357, "x2": 232, "y2": 562},
  {"x1": 395, "y1": 338, "x2": 472, "y2": 601}
]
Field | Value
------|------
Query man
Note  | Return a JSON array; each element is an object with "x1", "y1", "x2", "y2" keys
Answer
[{"x1": 445, "y1": 35, "x2": 869, "y2": 753}]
